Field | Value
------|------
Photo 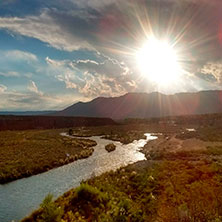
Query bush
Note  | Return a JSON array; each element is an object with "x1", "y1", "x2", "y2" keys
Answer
[
  {"x1": 68, "y1": 129, "x2": 73, "y2": 136},
  {"x1": 40, "y1": 194, "x2": 63, "y2": 222},
  {"x1": 74, "y1": 183, "x2": 108, "y2": 205}
]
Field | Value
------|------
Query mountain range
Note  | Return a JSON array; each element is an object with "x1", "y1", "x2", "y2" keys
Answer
[{"x1": 53, "y1": 90, "x2": 222, "y2": 119}]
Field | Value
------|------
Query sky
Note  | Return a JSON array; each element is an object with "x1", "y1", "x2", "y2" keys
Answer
[{"x1": 0, "y1": 0, "x2": 222, "y2": 111}]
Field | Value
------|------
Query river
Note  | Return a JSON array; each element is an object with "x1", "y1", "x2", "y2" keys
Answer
[{"x1": 0, "y1": 133, "x2": 157, "y2": 222}]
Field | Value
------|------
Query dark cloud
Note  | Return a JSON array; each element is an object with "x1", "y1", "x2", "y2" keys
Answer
[{"x1": 195, "y1": 72, "x2": 218, "y2": 82}]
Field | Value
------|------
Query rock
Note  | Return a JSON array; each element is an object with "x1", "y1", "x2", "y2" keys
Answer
[{"x1": 105, "y1": 143, "x2": 116, "y2": 152}]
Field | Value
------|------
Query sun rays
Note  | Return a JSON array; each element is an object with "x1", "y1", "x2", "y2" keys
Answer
[{"x1": 136, "y1": 36, "x2": 182, "y2": 86}]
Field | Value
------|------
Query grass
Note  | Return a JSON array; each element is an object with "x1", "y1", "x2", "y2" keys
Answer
[
  {"x1": 22, "y1": 123, "x2": 222, "y2": 222},
  {"x1": 0, "y1": 129, "x2": 96, "y2": 183},
  {"x1": 70, "y1": 125, "x2": 148, "y2": 144},
  {"x1": 177, "y1": 126, "x2": 222, "y2": 142},
  {"x1": 69, "y1": 123, "x2": 179, "y2": 144},
  {"x1": 22, "y1": 159, "x2": 222, "y2": 222}
]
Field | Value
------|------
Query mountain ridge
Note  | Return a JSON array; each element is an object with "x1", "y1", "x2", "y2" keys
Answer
[{"x1": 53, "y1": 90, "x2": 222, "y2": 119}]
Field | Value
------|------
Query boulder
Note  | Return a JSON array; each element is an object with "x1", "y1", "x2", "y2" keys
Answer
[{"x1": 105, "y1": 143, "x2": 116, "y2": 152}]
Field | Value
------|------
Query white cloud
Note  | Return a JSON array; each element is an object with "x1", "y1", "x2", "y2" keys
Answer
[
  {"x1": 0, "y1": 71, "x2": 20, "y2": 77},
  {"x1": 0, "y1": 88, "x2": 80, "y2": 111},
  {"x1": 5, "y1": 50, "x2": 38, "y2": 62},
  {"x1": 57, "y1": 73, "x2": 78, "y2": 89},
  {"x1": 73, "y1": 59, "x2": 129, "y2": 78},
  {"x1": 0, "y1": 84, "x2": 7, "y2": 93},
  {"x1": 27, "y1": 80, "x2": 43, "y2": 95},
  {"x1": 46, "y1": 57, "x2": 68, "y2": 67},
  {"x1": 47, "y1": 56, "x2": 137, "y2": 98}
]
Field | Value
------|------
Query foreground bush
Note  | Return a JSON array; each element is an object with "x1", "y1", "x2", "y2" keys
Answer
[
  {"x1": 22, "y1": 159, "x2": 222, "y2": 222},
  {"x1": 40, "y1": 194, "x2": 63, "y2": 222}
]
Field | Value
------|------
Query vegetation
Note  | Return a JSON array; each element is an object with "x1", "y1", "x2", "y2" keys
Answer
[
  {"x1": 0, "y1": 129, "x2": 96, "y2": 183},
  {"x1": 22, "y1": 122, "x2": 222, "y2": 222},
  {"x1": 0, "y1": 115, "x2": 115, "y2": 131},
  {"x1": 40, "y1": 194, "x2": 64, "y2": 222},
  {"x1": 23, "y1": 159, "x2": 222, "y2": 222},
  {"x1": 105, "y1": 143, "x2": 116, "y2": 152},
  {"x1": 177, "y1": 126, "x2": 222, "y2": 142},
  {"x1": 69, "y1": 125, "x2": 158, "y2": 144}
]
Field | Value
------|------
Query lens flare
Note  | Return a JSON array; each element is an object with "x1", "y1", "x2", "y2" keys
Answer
[{"x1": 136, "y1": 36, "x2": 182, "y2": 86}]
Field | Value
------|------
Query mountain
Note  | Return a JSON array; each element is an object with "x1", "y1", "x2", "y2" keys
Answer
[{"x1": 53, "y1": 90, "x2": 222, "y2": 119}]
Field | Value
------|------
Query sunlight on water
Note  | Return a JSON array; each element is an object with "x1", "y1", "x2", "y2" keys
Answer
[{"x1": 0, "y1": 133, "x2": 157, "y2": 222}]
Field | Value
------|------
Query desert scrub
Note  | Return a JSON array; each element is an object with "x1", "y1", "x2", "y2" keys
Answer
[
  {"x1": 105, "y1": 143, "x2": 116, "y2": 152},
  {"x1": 0, "y1": 129, "x2": 96, "y2": 183}
]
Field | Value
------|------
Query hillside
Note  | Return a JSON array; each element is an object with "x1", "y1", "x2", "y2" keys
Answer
[{"x1": 54, "y1": 90, "x2": 222, "y2": 119}]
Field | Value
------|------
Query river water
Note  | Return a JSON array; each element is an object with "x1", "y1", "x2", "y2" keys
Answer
[{"x1": 0, "y1": 133, "x2": 157, "y2": 222}]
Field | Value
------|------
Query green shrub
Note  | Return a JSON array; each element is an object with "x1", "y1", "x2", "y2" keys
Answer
[
  {"x1": 40, "y1": 194, "x2": 63, "y2": 222},
  {"x1": 74, "y1": 183, "x2": 108, "y2": 205}
]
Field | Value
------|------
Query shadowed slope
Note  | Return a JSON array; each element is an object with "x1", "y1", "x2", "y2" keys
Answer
[{"x1": 54, "y1": 90, "x2": 222, "y2": 119}]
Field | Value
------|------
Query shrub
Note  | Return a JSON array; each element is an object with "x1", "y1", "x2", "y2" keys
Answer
[
  {"x1": 74, "y1": 183, "x2": 108, "y2": 205},
  {"x1": 40, "y1": 194, "x2": 63, "y2": 222}
]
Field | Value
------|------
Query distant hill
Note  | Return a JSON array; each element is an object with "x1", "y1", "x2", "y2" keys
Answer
[
  {"x1": 0, "y1": 111, "x2": 55, "y2": 116},
  {"x1": 53, "y1": 90, "x2": 222, "y2": 119}
]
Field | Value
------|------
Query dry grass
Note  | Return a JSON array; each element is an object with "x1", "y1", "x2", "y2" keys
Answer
[{"x1": 0, "y1": 129, "x2": 96, "y2": 183}]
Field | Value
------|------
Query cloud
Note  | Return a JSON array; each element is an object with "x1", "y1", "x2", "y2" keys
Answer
[
  {"x1": 47, "y1": 56, "x2": 137, "y2": 98},
  {"x1": 5, "y1": 50, "x2": 38, "y2": 61},
  {"x1": 195, "y1": 72, "x2": 218, "y2": 82},
  {"x1": 0, "y1": 88, "x2": 79, "y2": 111},
  {"x1": 200, "y1": 62, "x2": 222, "y2": 83},
  {"x1": 78, "y1": 72, "x2": 128, "y2": 97},
  {"x1": 0, "y1": 84, "x2": 7, "y2": 93},
  {"x1": 72, "y1": 59, "x2": 129, "y2": 78},
  {"x1": 1, "y1": 0, "x2": 222, "y2": 111},
  {"x1": 71, "y1": 0, "x2": 116, "y2": 8},
  {"x1": 0, "y1": 71, "x2": 20, "y2": 77},
  {"x1": 0, "y1": 10, "x2": 94, "y2": 51},
  {"x1": 27, "y1": 80, "x2": 43, "y2": 95}
]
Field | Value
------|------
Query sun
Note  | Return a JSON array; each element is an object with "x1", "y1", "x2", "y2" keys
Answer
[{"x1": 136, "y1": 37, "x2": 181, "y2": 86}]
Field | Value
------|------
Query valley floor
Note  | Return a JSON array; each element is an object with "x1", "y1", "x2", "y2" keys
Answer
[
  {"x1": 22, "y1": 123, "x2": 222, "y2": 222},
  {"x1": 0, "y1": 124, "x2": 153, "y2": 184},
  {"x1": 0, "y1": 129, "x2": 96, "y2": 184}
]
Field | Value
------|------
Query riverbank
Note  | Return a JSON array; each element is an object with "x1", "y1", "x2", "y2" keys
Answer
[
  {"x1": 1, "y1": 129, "x2": 152, "y2": 222},
  {"x1": 0, "y1": 129, "x2": 97, "y2": 184},
  {"x1": 22, "y1": 158, "x2": 222, "y2": 222},
  {"x1": 0, "y1": 124, "x2": 159, "y2": 184},
  {"x1": 22, "y1": 125, "x2": 222, "y2": 221},
  {"x1": 142, "y1": 127, "x2": 222, "y2": 161},
  {"x1": 68, "y1": 123, "x2": 179, "y2": 144}
]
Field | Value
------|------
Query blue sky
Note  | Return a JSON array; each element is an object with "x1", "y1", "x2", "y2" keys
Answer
[{"x1": 0, "y1": 0, "x2": 222, "y2": 111}]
